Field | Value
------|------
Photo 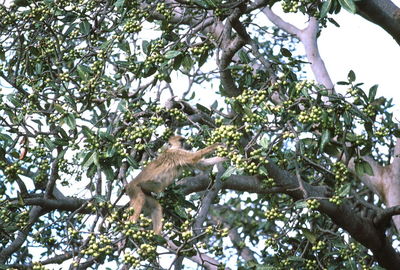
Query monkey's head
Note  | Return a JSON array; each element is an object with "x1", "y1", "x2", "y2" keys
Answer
[{"x1": 168, "y1": 135, "x2": 191, "y2": 150}]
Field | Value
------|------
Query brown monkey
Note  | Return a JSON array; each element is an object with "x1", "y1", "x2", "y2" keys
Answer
[{"x1": 126, "y1": 135, "x2": 223, "y2": 234}]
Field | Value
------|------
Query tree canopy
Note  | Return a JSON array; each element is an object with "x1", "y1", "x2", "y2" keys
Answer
[{"x1": 1, "y1": 0, "x2": 400, "y2": 269}]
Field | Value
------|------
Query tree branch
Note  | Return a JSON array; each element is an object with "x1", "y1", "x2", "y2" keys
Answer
[
  {"x1": 263, "y1": 8, "x2": 334, "y2": 91},
  {"x1": 356, "y1": 0, "x2": 400, "y2": 45},
  {"x1": 193, "y1": 164, "x2": 225, "y2": 233}
]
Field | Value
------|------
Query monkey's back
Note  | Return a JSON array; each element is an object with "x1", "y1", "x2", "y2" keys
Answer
[{"x1": 128, "y1": 149, "x2": 192, "y2": 194}]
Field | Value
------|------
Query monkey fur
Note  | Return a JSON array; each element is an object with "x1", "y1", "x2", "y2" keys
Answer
[{"x1": 126, "y1": 135, "x2": 222, "y2": 234}]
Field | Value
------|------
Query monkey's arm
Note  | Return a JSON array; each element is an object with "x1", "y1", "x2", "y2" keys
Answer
[
  {"x1": 188, "y1": 144, "x2": 221, "y2": 163},
  {"x1": 197, "y1": 156, "x2": 227, "y2": 167}
]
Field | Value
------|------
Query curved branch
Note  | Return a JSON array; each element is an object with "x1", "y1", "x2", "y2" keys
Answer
[
  {"x1": 298, "y1": 17, "x2": 334, "y2": 91},
  {"x1": 356, "y1": 0, "x2": 400, "y2": 45},
  {"x1": 262, "y1": 7, "x2": 301, "y2": 36},
  {"x1": 263, "y1": 8, "x2": 334, "y2": 91},
  {"x1": 374, "y1": 205, "x2": 400, "y2": 229}
]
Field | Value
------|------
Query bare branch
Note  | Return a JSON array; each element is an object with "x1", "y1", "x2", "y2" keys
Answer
[
  {"x1": 356, "y1": 0, "x2": 400, "y2": 45},
  {"x1": 262, "y1": 7, "x2": 301, "y2": 36},
  {"x1": 193, "y1": 164, "x2": 225, "y2": 232}
]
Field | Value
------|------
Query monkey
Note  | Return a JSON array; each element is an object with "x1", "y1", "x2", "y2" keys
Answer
[{"x1": 125, "y1": 135, "x2": 224, "y2": 234}]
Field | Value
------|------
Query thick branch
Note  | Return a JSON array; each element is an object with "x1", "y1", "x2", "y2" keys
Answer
[
  {"x1": 374, "y1": 205, "x2": 400, "y2": 229},
  {"x1": 22, "y1": 197, "x2": 87, "y2": 211},
  {"x1": 262, "y1": 8, "x2": 334, "y2": 91},
  {"x1": 356, "y1": 0, "x2": 400, "y2": 45},
  {"x1": 298, "y1": 18, "x2": 334, "y2": 91},
  {"x1": 193, "y1": 165, "x2": 225, "y2": 232},
  {"x1": 262, "y1": 7, "x2": 301, "y2": 36},
  {"x1": 391, "y1": 137, "x2": 400, "y2": 172}
]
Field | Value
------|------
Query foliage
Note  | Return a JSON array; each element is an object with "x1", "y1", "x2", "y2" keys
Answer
[{"x1": 0, "y1": 0, "x2": 397, "y2": 269}]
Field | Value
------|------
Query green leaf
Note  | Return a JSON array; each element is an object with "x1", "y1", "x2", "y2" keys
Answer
[
  {"x1": 64, "y1": 113, "x2": 76, "y2": 129},
  {"x1": 343, "y1": 111, "x2": 352, "y2": 126},
  {"x1": 259, "y1": 137, "x2": 269, "y2": 149},
  {"x1": 338, "y1": 0, "x2": 356, "y2": 13},
  {"x1": 0, "y1": 133, "x2": 12, "y2": 143},
  {"x1": 79, "y1": 20, "x2": 91, "y2": 35},
  {"x1": 14, "y1": 0, "x2": 30, "y2": 7},
  {"x1": 347, "y1": 70, "x2": 356, "y2": 82},
  {"x1": 35, "y1": 63, "x2": 42, "y2": 74},
  {"x1": 337, "y1": 81, "x2": 350, "y2": 85},
  {"x1": 362, "y1": 161, "x2": 374, "y2": 176},
  {"x1": 0, "y1": 47, "x2": 5, "y2": 61},
  {"x1": 173, "y1": 54, "x2": 184, "y2": 70},
  {"x1": 142, "y1": 40, "x2": 150, "y2": 55},
  {"x1": 7, "y1": 94, "x2": 22, "y2": 107},
  {"x1": 164, "y1": 50, "x2": 182, "y2": 59},
  {"x1": 77, "y1": 64, "x2": 91, "y2": 80},
  {"x1": 328, "y1": 17, "x2": 340, "y2": 27},
  {"x1": 87, "y1": 163, "x2": 97, "y2": 178},
  {"x1": 319, "y1": 129, "x2": 331, "y2": 152},
  {"x1": 82, "y1": 151, "x2": 98, "y2": 167},
  {"x1": 287, "y1": 256, "x2": 305, "y2": 262},
  {"x1": 259, "y1": 166, "x2": 268, "y2": 176},
  {"x1": 354, "y1": 161, "x2": 364, "y2": 177},
  {"x1": 368, "y1": 84, "x2": 378, "y2": 102},
  {"x1": 295, "y1": 201, "x2": 308, "y2": 209},
  {"x1": 105, "y1": 146, "x2": 116, "y2": 158},
  {"x1": 302, "y1": 229, "x2": 317, "y2": 244},
  {"x1": 114, "y1": 0, "x2": 125, "y2": 8},
  {"x1": 221, "y1": 166, "x2": 237, "y2": 180},
  {"x1": 320, "y1": 0, "x2": 333, "y2": 18},
  {"x1": 198, "y1": 50, "x2": 209, "y2": 67},
  {"x1": 103, "y1": 167, "x2": 114, "y2": 180},
  {"x1": 54, "y1": 138, "x2": 69, "y2": 146},
  {"x1": 204, "y1": 0, "x2": 218, "y2": 8},
  {"x1": 211, "y1": 100, "x2": 218, "y2": 110},
  {"x1": 126, "y1": 155, "x2": 138, "y2": 168},
  {"x1": 44, "y1": 138, "x2": 56, "y2": 151},
  {"x1": 281, "y1": 48, "x2": 292, "y2": 57},
  {"x1": 174, "y1": 205, "x2": 188, "y2": 218},
  {"x1": 182, "y1": 55, "x2": 193, "y2": 71},
  {"x1": 196, "y1": 103, "x2": 211, "y2": 114},
  {"x1": 324, "y1": 144, "x2": 340, "y2": 156},
  {"x1": 238, "y1": 50, "x2": 250, "y2": 63},
  {"x1": 17, "y1": 192, "x2": 25, "y2": 206},
  {"x1": 81, "y1": 126, "x2": 93, "y2": 137},
  {"x1": 337, "y1": 183, "x2": 351, "y2": 197},
  {"x1": 118, "y1": 40, "x2": 130, "y2": 54}
]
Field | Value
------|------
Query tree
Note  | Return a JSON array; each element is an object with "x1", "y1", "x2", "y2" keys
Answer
[{"x1": 1, "y1": 0, "x2": 400, "y2": 269}]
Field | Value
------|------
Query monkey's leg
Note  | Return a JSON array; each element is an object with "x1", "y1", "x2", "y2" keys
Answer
[
  {"x1": 145, "y1": 196, "x2": 163, "y2": 234},
  {"x1": 129, "y1": 189, "x2": 145, "y2": 223}
]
